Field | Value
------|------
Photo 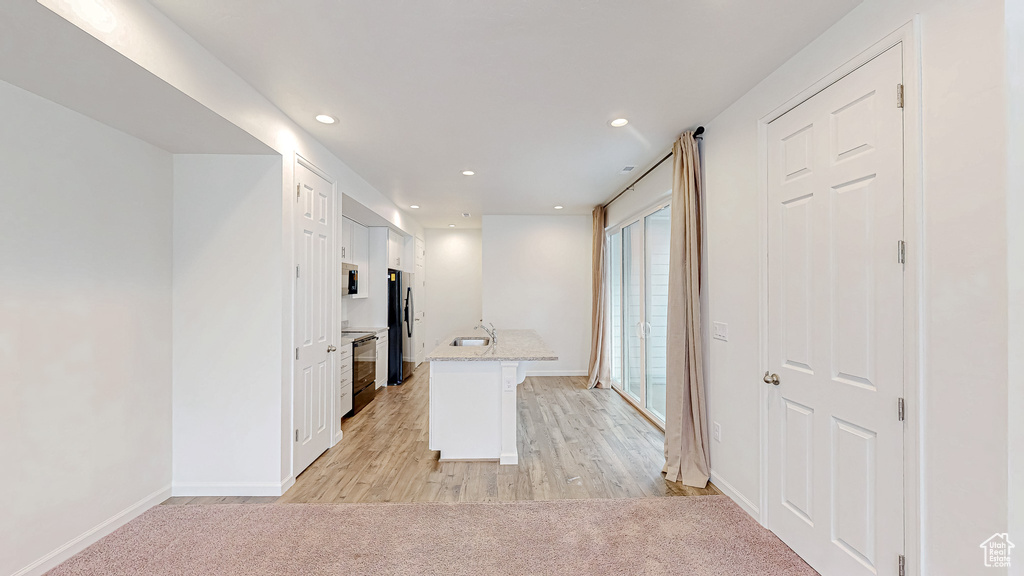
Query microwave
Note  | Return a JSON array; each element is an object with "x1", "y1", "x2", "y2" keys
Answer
[{"x1": 341, "y1": 263, "x2": 358, "y2": 296}]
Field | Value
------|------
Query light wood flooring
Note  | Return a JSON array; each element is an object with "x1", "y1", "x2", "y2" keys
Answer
[{"x1": 164, "y1": 362, "x2": 719, "y2": 505}]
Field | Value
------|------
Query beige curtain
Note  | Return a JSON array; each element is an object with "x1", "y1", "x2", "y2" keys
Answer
[
  {"x1": 587, "y1": 205, "x2": 611, "y2": 389},
  {"x1": 662, "y1": 131, "x2": 710, "y2": 487}
]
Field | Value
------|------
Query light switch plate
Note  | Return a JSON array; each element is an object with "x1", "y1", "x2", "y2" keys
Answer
[
  {"x1": 713, "y1": 422, "x2": 722, "y2": 442},
  {"x1": 713, "y1": 321, "x2": 728, "y2": 341}
]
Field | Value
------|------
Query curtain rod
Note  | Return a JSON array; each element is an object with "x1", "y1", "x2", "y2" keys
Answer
[{"x1": 602, "y1": 126, "x2": 704, "y2": 209}]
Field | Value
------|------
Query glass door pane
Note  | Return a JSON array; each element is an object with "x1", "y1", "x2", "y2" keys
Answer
[
  {"x1": 644, "y1": 206, "x2": 672, "y2": 420},
  {"x1": 608, "y1": 230, "x2": 623, "y2": 385},
  {"x1": 622, "y1": 221, "x2": 644, "y2": 401}
]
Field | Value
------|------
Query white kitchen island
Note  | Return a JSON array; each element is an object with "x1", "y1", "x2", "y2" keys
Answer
[{"x1": 426, "y1": 329, "x2": 557, "y2": 465}]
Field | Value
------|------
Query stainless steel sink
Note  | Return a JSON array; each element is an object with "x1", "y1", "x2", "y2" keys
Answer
[{"x1": 451, "y1": 337, "x2": 490, "y2": 346}]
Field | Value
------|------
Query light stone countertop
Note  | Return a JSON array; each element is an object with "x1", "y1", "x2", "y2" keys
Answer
[
  {"x1": 343, "y1": 326, "x2": 388, "y2": 336},
  {"x1": 425, "y1": 329, "x2": 558, "y2": 362},
  {"x1": 338, "y1": 327, "x2": 387, "y2": 351}
]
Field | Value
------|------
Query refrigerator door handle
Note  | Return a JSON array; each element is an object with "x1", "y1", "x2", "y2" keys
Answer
[{"x1": 404, "y1": 287, "x2": 414, "y2": 337}]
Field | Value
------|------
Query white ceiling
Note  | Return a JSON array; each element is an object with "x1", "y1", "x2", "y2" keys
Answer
[
  {"x1": 148, "y1": 0, "x2": 860, "y2": 227},
  {"x1": 0, "y1": 1, "x2": 273, "y2": 155}
]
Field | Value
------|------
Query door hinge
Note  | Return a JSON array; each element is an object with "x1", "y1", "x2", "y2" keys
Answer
[
  {"x1": 899, "y1": 554, "x2": 906, "y2": 576},
  {"x1": 898, "y1": 240, "x2": 906, "y2": 264},
  {"x1": 296, "y1": 183, "x2": 301, "y2": 201},
  {"x1": 295, "y1": 347, "x2": 299, "y2": 360},
  {"x1": 898, "y1": 398, "x2": 906, "y2": 421},
  {"x1": 897, "y1": 84, "x2": 905, "y2": 109},
  {"x1": 295, "y1": 429, "x2": 299, "y2": 442},
  {"x1": 296, "y1": 265, "x2": 300, "y2": 278}
]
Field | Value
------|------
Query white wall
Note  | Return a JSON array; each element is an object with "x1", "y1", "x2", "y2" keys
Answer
[
  {"x1": 605, "y1": 159, "x2": 672, "y2": 228},
  {"x1": 0, "y1": 79, "x2": 173, "y2": 576},
  {"x1": 171, "y1": 155, "x2": 284, "y2": 495},
  {"x1": 1007, "y1": 2, "x2": 1024, "y2": 571},
  {"x1": 424, "y1": 228, "x2": 483, "y2": 351},
  {"x1": 38, "y1": 0, "x2": 424, "y2": 485},
  {"x1": 701, "y1": 1, "x2": 1008, "y2": 574},
  {"x1": 481, "y1": 216, "x2": 592, "y2": 376},
  {"x1": 38, "y1": 0, "x2": 422, "y2": 239},
  {"x1": 346, "y1": 227, "x2": 390, "y2": 328}
]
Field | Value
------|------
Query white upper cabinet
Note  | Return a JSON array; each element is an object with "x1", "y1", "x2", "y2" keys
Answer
[
  {"x1": 387, "y1": 229, "x2": 403, "y2": 270},
  {"x1": 415, "y1": 236, "x2": 425, "y2": 268},
  {"x1": 341, "y1": 217, "x2": 369, "y2": 298},
  {"x1": 340, "y1": 217, "x2": 354, "y2": 263},
  {"x1": 351, "y1": 220, "x2": 368, "y2": 299}
]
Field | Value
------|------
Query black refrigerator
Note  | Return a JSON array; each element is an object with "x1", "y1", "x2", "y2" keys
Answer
[{"x1": 387, "y1": 269, "x2": 416, "y2": 384}]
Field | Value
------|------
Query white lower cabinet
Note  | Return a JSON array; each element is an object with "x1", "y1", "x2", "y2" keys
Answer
[
  {"x1": 376, "y1": 336, "x2": 388, "y2": 389},
  {"x1": 339, "y1": 347, "x2": 353, "y2": 419}
]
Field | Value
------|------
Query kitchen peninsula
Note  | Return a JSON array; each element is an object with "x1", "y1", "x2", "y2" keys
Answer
[{"x1": 425, "y1": 329, "x2": 557, "y2": 464}]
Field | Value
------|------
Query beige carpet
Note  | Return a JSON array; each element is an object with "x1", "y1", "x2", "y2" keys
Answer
[{"x1": 48, "y1": 496, "x2": 816, "y2": 575}]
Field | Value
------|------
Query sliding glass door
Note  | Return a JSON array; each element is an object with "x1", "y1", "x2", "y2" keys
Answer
[
  {"x1": 622, "y1": 220, "x2": 645, "y2": 401},
  {"x1": 643, "y1": 207, "x2": 671, "y2": 420},
  {"x1": 607, "y1": 203, "x2": 671, "y2": 426}
]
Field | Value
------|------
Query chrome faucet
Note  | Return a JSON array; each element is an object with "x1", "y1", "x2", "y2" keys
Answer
[{"x1": 476, "y1": 320, "x2": 497, "y2": 345}]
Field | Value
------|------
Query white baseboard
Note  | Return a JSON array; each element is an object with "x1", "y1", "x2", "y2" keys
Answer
[
  {"x1": 710, "y1": 470, "x2": 760, "y2": 521},
  {"x1": 12, "y1": 484, "x2": 171, "y2": 576},
  {"x1": 171, "y1": 478, "x2": 292, "y2": 497},
  {"x1": 279, "y1": 475, "x2": 295, "y2": 495},
  {"x1": 525, "y1": 370, "x2": 589, "y2": 377}
]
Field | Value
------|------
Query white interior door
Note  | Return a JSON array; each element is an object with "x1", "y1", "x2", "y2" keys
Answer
[
  {"x1": 294, "y1": 162, "x2": 335, "y2": 476},
  {"x1": 767, "y1": 44, "x2": 904, "y2": 575},
  {"x1": 414, "y1": 260, "x2": 425, "y2": 364}
]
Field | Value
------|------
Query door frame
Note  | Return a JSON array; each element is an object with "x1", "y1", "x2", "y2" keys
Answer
[
  {"x1": 756, "y1": 19, "x2": 923, "y2": 575},
  {"x1": 291, "y1": 153, "x2": 340, "y2": 479},
  {"x1": 605, "y1": 199, "x2": 672, "y2": 429}
]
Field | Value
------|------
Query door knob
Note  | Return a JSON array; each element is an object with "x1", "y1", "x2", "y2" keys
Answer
[
  {"x1": 327, "y1": 345, "x2": 337, "y2": 353},
  {"x1": 763, "y1": 371, "x2": 780, "y2": 385}
]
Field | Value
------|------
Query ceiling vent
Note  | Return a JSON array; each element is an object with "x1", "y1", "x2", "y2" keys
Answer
[{"x1": 620, "y1": 165, "x2": 636, "y2": 174}]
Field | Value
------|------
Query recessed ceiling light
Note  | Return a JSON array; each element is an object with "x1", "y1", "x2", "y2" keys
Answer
[
  {"x1": 610, "y1": 118, "x2": 629, "y2": 127},
  {"x1": 462, "y1": 170, "x2": 475, "y2": 176},
  {"x1": 449, "y1": 224, "x2": 456, "y2": 228},
  {"x1": 554, "y1": 205, "x2": 564, "y2": 210},
  {"x1": 410, "y1": 205, "x2": 420, "y2": 209},
  {"x1": 315, "y1": 114, "x2": 337, "y2": 124}
]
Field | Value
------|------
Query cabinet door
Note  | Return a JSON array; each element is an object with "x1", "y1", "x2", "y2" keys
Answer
[
  {"x1": 340, "y1": 217, "x2": 354, "y2": 263},
  {"x1": 376, "y1": 338, "x2": 388, "y2": 388},
  {"x1": 415, "y1": 237, "x2": 425, "y2": 268},
  {"x1": 351, "y1": 221, "x2": 368, "y2": 299},
  {"x1": 340, "y1": 384, "x2": 353, "y2": 416},
  {"x1": 387, "y1": 230, "x2": 402, "y2": 269}
]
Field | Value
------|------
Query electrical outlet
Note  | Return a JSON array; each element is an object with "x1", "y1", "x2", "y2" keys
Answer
[
  {"x1": 712, "y1": 321, "x2": 728, "y2": 341},
  {"x1": 713, "y1": 422, "x2": 722, "y2": 442}
]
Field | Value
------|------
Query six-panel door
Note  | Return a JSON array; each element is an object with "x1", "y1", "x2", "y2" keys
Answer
[
  {"x1": 294, "y1": 163, "x2": 334, "y2": 476},
  {"x1": 767, "y1": 44, "x2": 905, "y2": 576}
]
